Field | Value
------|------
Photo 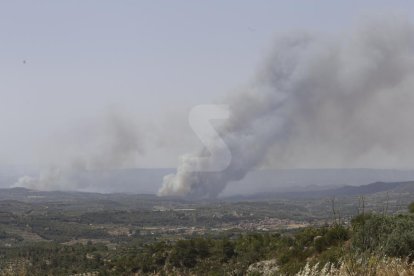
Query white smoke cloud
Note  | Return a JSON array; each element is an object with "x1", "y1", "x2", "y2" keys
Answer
[
  {"x1": 159, "y1": 16, "x2": 414, "y2": 198},
  {"x1": 14, "y1": 167, "x2": 64, "y2": 191},
  {"x1": 14, "y1": 111, "x2": 144, "y2": 191}
]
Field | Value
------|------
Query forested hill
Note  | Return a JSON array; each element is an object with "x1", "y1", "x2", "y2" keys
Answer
[{"x1": 234, "y1": 181, "x2": 414, "y2": 200}]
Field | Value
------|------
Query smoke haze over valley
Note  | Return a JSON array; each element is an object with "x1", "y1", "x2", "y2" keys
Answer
[
  {"x1": 2, "y1": 3, "x2": 414, "y2": 198},
  {"x1": 5, "y1": 3, "x2": 414, "y2": 275},
  {"x1": 160, "y1": 17, "x2": 414, "y2": 198}
]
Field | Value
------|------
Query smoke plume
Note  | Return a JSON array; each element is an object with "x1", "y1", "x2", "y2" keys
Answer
[
  {"x1": 159, "y1": 17, "x2": 414, "y2": 198},
  {"x1": 14, "y1": 112, "x2": 144, "y2": 191}
]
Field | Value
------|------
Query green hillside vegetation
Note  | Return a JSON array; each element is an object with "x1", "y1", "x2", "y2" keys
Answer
[{"x1": 2, "y1": 204, "x2": 414, "y2": 275}]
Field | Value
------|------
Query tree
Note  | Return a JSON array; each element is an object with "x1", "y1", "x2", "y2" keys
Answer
[{"x1": 408, "y1": 202, "x2": 414, "y2": 213}]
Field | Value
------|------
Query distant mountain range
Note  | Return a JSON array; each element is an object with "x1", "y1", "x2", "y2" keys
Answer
[
  {"x1": 1, "y1": 180, "x2": 414, "y2": 202},
  {"x1": 221, "y1": 169, "x2": 414, "y2": 196},
  {"x1": 234, "y1": 181, "x2": 414, "y2": 200},
  {"x1": 319, "y1": 181, "x2": 414, "y2": 196},
  {"x1": 2, "y1": 167, "x2": 414, "y2": 196}
]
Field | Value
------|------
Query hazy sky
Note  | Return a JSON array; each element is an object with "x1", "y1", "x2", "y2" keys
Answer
[{"x1": 1, "y1": 1, "x2": 413, "y2": 168}]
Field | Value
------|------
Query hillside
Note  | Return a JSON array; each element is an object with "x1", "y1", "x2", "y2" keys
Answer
[
  {"x1": 239, "y1": 181, "x2": 414, "y2": 200},
  {"x1": 4, "y1": 167, "x2": 414, "y2": 196}
]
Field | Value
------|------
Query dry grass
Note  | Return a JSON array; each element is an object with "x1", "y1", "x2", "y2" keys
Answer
[{"x1": 297, "y1": 256, "x2": 414, "y2": 276}]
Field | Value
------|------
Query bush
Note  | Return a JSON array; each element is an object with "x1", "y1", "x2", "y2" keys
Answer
[
  {"x1": 408, "y1": 202, "x2": 414, "y2": 213},
  {"x1": 351, "y1": 213, "x2": 414, "y2": 258}
]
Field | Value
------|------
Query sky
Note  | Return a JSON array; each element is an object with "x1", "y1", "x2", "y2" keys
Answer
[{"x1": 1, "y1": 1, "x2": 414, "y2": 169}]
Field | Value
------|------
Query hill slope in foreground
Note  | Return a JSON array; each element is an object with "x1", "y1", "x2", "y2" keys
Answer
[{"x1": 1, "y1": 181, "x2": 414, "y2": 274}]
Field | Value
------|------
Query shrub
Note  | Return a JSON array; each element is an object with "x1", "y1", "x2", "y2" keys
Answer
[{"x1": 351, "y1": 213, "x2": 414, "y2": 258}]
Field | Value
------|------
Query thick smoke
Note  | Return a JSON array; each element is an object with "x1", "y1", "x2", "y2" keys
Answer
[
  {"x1": 14, "y1": 112, "x2": 144, "y2": 191},
  {"x1": 159, "y1": 17, "x2": 414, "y2": 198}
]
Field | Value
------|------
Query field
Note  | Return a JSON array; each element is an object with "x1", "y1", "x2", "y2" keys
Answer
[{"x1": 1, "y1": 183, "x2": 414, "y2": 274}]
